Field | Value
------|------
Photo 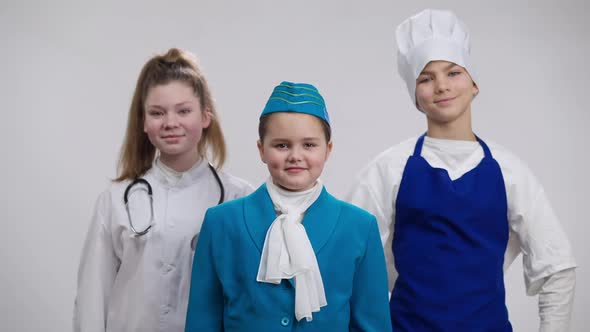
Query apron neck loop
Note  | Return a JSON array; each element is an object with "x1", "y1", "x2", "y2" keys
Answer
[
  {"x1": 475, "y1": 135, "x2": 492, "y2": 159},
  {"x1": 413, "y1": 133, "x2": 427, "y2": 156},
  {"x1": 414, "y1": 133, "x2": 493, "y2": 159}
]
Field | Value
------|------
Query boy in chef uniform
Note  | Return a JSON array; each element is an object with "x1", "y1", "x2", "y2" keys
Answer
[{"x1": 347, "y1": 9, "x2": 576, "y2": 331}]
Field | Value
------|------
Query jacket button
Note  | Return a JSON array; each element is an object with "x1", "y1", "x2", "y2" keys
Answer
[
  {"x1": 280, "y1": 317, "x2": 290, "y2": 326},
  {"x1": 161, "y1": 305, "x2": 170, "y2": 315},
  {"x1": 163, "y1": 263, "x2": 174, "y2": 274}
]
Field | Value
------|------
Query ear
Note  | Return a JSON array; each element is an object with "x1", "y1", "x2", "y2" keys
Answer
[
  {"x1": 202, "y1": 107, "x2": 212, "y2": 129},
  {"x1": 257, "y1": 140, "x2": 266, "y2": 164},
  {"x1": 472, "y1": 81, "x2": 479, "y2": 98},
  {"x1": 325, "y1": 141, "x2": 333, "y2": 160}
]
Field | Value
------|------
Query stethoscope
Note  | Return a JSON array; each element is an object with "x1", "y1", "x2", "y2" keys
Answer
[{"x1": 123, "y1": 163, "x2": 225, "y2": 237}]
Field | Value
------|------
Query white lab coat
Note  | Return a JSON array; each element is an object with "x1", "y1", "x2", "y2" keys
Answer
[
  {"x1": 73, "y1": 159, "x2": 253, "y2": 332},
  {"x1": 347, "y1": 136, "x2": 577, "y2": 331}
]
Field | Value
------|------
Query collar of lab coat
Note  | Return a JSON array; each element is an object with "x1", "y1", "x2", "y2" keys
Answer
[
  {"x1": 147, "y1": 158, "x2": 211, "y2": 189},
  {"x1": 244, "y1": 183, "x2": 341, "y2": 256}
]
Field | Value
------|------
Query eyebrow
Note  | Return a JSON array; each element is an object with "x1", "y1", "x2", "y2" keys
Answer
[
  {"x1": 174, "y1": 101, "x2": 193, "y2": 107},
  {"x1": 269, "y1": 136, "x2": 321, "y2": 142},
  {"x1": 419, "y1": 63, "x2": 459, "y2": 76},
  {"x1": 146, "y1": 101, "x2": 194, "y2": 110}
]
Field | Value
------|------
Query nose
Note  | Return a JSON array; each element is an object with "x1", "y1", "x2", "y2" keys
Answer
[
  {"x1": 163, "y1": 112, "x2": 179, "y2": 128},
  {"x1": 434, "y1": 77, "x2": 450, "y2": 94},
  {"x1": 287, "y1": 146, "x2": 302, "y2": 162}
]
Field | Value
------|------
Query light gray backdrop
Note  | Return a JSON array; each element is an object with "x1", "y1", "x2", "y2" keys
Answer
[{"x1": 1, "y1": 0, "x2": 587, "y2": 331}]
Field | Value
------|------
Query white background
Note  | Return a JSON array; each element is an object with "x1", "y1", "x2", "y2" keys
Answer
[{"x1": 0, "y1": 0, "x2": 587, "y2": 330}]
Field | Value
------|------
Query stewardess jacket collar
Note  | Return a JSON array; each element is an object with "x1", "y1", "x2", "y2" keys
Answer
[{"x1": 244, "y1": 183, "x2": 341, "y2": 256}]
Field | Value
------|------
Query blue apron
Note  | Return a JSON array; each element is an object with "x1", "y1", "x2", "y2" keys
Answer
[{"x1": 390, "y1": 134, "x2": 512, "y2": 331}]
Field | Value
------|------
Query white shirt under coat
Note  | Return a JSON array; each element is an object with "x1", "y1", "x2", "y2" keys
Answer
[
  {"x1": 346, "y1": 136, "x2": 577, "y2": 331},
  {"x1": 73, "y1": 159, "x2": 253, "y2": 332}
]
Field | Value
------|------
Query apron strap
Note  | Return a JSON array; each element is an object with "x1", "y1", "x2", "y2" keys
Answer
[
  {"x1": 475, "y1": 135, "x2": 493, "y2": 159},
  {"x1": 412, "y1": 133, "x2": 427, "y2": 157}
]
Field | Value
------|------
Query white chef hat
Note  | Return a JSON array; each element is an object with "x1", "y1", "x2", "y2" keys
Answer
[{"x1": 396, "y1": 9, "x2": 477, "y2": 108}]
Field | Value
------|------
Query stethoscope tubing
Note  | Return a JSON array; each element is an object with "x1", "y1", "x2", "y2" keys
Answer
[{"x1": 124, "y1": 163, "x2": 224, "y2": 237}]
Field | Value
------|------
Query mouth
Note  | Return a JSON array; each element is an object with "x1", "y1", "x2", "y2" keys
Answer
[
  {"x1": 434, "y1": 96, "x2": 456, "y2": 105},
  {"x1": 161, "y1": 134, "x2": 185, "y2": 143},
  {"x1": 285, "y1": 167, "x2": 307, "y2": 173},
  {"x1": 161, "y1": 134, "x2": 185, "y2": 139}
]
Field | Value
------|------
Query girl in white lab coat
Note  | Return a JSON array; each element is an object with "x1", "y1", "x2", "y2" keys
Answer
[
  {"x1": 347, "y1": 9, "x2": 576, "y2": 332},
  {"x1": 73, "y1": 48, "x2": 253, "y2": 332}
]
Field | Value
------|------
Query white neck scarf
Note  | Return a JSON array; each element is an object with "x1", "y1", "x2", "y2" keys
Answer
[{"x1": 256, "y1": 179, "x2": 327, "y2": 322}]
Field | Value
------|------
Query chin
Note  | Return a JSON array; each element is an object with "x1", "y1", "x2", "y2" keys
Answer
[
  {"x1": 282, "y1": 184, "x2": 304, "y2": 191},
  {"x1": 278, "y1": 181, "x2": 309, "y2": 192},
  {"x1": 428, "y1": 110, "x2": 464, "y2": 123}
]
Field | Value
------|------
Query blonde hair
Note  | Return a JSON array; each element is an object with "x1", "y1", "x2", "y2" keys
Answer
[{"x1": 115, "y1": 48, "x2": 226, "y2": 181}]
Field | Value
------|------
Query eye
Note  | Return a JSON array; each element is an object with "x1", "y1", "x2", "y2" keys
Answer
[
  {"x1": 178, "y1": 108, "x2": 191, "y2": 115},
  {"x1": 417, "y1": 76, "x2": 432, "y2": 84},
  {"x1": 303, "y1": 142, "x2": 317, "y2": 148},
  {"x1": 274, "y1": 143, "x2": 288, "y2": 149},
  {"x1": 448, "y1": 71, "x2": 462, "y2": 77},
  {"x1": 147, "y1": 110, "x2": 164, "y2": 117}
]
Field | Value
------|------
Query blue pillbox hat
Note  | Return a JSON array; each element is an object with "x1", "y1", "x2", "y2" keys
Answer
[{"x1": 260, "y1": 81, "x2": 330, "y2": 126}]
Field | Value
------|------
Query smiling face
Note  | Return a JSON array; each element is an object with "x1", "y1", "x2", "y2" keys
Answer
[
  {"x1": 415, "y1": 61, "x2": 479, "y2": 130},
  {"x1": 143, "y1": 81, "x2": 211, "y2": 169},
  {"x1": 257, "y1": 112, "x2": 332, "y2": 192}
]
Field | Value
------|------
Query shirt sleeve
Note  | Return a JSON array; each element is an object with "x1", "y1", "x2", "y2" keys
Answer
[
  {"x1": 73, "y1": 191, "x2": 120, "y2": 332},
  {"x1": 223, "y1": 173, "x2": 255, "y2": 201},
  {"x1": 502, "y1": 164, "x2": 577, "y2": 293},
  {"x1": 538, "y1": 268, "x2": 576, "y2": 332},
  {"x1": 498, "y1": 150, "x2": 577, "y2": 330},
  {"x1": 519, "y1": 189, "x2": 576, "y2": 294}
]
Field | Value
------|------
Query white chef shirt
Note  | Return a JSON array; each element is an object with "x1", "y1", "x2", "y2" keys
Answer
[{"x1": 347, "y1": 136, "x2": 577, "y2": 331}]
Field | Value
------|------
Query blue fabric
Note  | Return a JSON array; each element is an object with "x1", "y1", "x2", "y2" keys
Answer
[
  {"x1": 185, "y1": 184, "x2": 391, "y2": 332},
  {"x1": 261, "y1": 81, "x2": 330, "y2": 125},
  {"x1": 390, "y1": 134, "x2": 512, "y2": 332}
]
